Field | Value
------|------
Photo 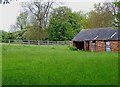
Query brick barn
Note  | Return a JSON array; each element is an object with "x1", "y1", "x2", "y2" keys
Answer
[{"x1": 72, "y1": 28, "x2": 120, "y2": 52}]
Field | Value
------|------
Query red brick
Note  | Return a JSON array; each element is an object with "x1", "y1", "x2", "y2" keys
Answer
[
  {"x1": 110, "y1": 41, "x2": 120, "y2": 52},
  {"x1": 96, "y1": 41, "x2": 105, "y2": 52}
]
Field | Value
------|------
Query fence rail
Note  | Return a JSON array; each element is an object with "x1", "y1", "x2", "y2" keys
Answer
[{"x1": 1, "y1": 39, "x2": 72, "y2": 46}]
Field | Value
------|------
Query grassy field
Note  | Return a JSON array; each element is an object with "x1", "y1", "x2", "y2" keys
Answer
[{"x1": 2, "y1": 44, "x2": 118, "y2": 85}]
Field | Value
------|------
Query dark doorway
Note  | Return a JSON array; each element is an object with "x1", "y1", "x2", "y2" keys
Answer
[
  {"x1": 74, "y1": 41, "x2": 84, "y2": 50},
  {"x1": 92, "y1": 41, "x2": 96, "y2": 51}
]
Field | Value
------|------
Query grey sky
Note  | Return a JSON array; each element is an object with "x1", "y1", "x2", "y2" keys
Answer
[{"x1": 0, "y1": 0, "x2": 114, "y2": 31}]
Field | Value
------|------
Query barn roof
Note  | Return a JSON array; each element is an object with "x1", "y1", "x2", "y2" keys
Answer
[{"x1": 73, "y1": 27, "x2": 120, "y2": 41}]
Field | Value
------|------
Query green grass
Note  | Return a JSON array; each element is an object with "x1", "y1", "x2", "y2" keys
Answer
[{"x1": 2, "y1": 44, "x2": 118, "y2": 85}]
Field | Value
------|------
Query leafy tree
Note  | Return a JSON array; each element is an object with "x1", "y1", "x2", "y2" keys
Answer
[
  {"x1": 16, "y1": 11, "x2": 28, "y2": 30},
  {"x1": 114, "y1": 1, "x2": 120, "y2": 29},
  {"x1": 2, "y1": 30, "x2": 15, "y2": 42},
  {"x1": 1, "y1": 30, "x2": 8, "y2": 41},
  {"x1": 47, "y1": 6, "x2": 81, "y2": 41},
  {"x1": 6, "y1": 33, "x2": 15, "y2": 40},
  {"x1": 15, "y1": 29, "x2": 27, "y2": 40},
  {"x1": 79, "y1": 12, "x2": 91, "y2": 29},
  {"x1": 83, "y1": 3, "x2": 114, "y2": 29},
  {"x1": 16, "y1": 0, "x2": 56, "y2": 40},
  {"x1": 22, "y1": 25, "x2": 47, "y2": 40}
]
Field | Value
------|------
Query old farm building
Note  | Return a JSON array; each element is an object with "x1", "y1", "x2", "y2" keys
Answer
[{"x1": 72, "y1": 27, "x2": 120, "y2": 52}]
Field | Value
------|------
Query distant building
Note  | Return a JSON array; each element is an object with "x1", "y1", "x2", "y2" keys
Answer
[{"x1": 72, "y1": 27, "x2": 120, "y2": 52}]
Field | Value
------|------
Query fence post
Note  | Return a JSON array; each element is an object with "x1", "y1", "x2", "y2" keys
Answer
[
  {"x1": 8, "y1": 39, "x2": 10, "y2": 45},
  {"x1": 28, "y1": 40, "x2": 30, "y2": 45},
  {"x1": 38, "y1": 40, "x2": 40, "y2": 45},
  {"x1": 56, "y1": 41, "x2": 57, "y2": 45},
  {"x1": 41, "y1": 40, "x2": 42, "y2": 45},
  {"x1": 47, "y1": 41, "x2": 49, "y2": 45}
]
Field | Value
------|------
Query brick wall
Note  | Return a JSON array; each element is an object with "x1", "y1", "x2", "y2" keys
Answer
[
  {"x1": 110, "y1": 41, "x2": 120, "y2": 52},
  {"x1": 76, "y1": 40, "x2": 120, "y2": 52},
  {"x1": 96, "y1": 41, "x2": 105, "y2": 52}
]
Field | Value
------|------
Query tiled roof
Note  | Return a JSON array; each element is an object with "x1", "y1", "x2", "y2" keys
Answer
[{"x1": 73, "y1": 27, "x2": 120, "y2": 41}]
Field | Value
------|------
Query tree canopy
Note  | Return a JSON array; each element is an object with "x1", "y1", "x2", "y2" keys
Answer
[
  {"x1": 47, "y1": 6, "x2": 81, "y2": 41},
  {"x1": 3, "y1": 1, "x2": 116, "y2": 41},
  {"x1": 114, "y1": 1, "x2": 120, "y2": 29},
  {"x1": 16, "y1": 11, "x2": 28, "y2": 30},
  {"x1": 84, "y1": 3, "x2": 114, "y2": 29}
]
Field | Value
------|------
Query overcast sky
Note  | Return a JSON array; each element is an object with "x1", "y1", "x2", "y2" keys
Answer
[{"x1": 0, "y1": 0, "x2": 115, "y2": 31}]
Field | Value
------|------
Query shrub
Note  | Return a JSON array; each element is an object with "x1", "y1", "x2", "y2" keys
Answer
[{"x1": 69, "y1": 46, "x2": 78, "y2": 51}]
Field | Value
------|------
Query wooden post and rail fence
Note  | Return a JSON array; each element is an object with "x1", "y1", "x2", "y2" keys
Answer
[{"x1": 1, "y1": 39, "x2": 72, "y2": 46}]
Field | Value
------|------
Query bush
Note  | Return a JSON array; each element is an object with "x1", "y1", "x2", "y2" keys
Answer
[{"x1": 69, "y1": 46, "x2": 78, "y2": 51}]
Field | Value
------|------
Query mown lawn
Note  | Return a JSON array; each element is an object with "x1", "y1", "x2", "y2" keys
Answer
[{"x1": 2, "y1": 44, "x2": 118, "y2": 85}]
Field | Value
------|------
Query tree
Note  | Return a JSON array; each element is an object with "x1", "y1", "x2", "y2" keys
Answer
[
  {"x1": 78, "y1": 11, "x2": 92, "y2": 29},
  {"x1": 1, "y1": 30, "x2": 8, "y2": 41},
  {"x1": 15, "y1": 29, "x2": 27, "y2": 40},
  {"x1": 2, "y1": 30, "x2": 15, "y2": 42},
  {"x1": 18, "y1": 0, "x2": 57, "y2": 40},
  {"x1": 9, "y1": 25, "x2": 18, "y2": 32},
  {"x1": 47, "y1": 6, "x2": 81, "y2": 41},
  {"x1": 21, "y1": 0, "x2": 56, "y2": 29},
  {"x1": 114, "y1": 1, "x2": 120, "y2": 29},
  {"x1": 16, "y1": 11, "x2": 28, "y2": 30},
  {"x1": 22, "y1": 25, "x2": 47, "y2": 40},
  {"x1": 84, "y1": 3, "x2": 114, "y2": 29}
]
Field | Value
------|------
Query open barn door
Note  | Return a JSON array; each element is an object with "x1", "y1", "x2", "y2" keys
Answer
[
  {"x1": 73, "y1": 41, "x2": 84, "y2": 50},
  {"x1": 92, "y1": 41, "x2": 96, "y2": 52}
]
